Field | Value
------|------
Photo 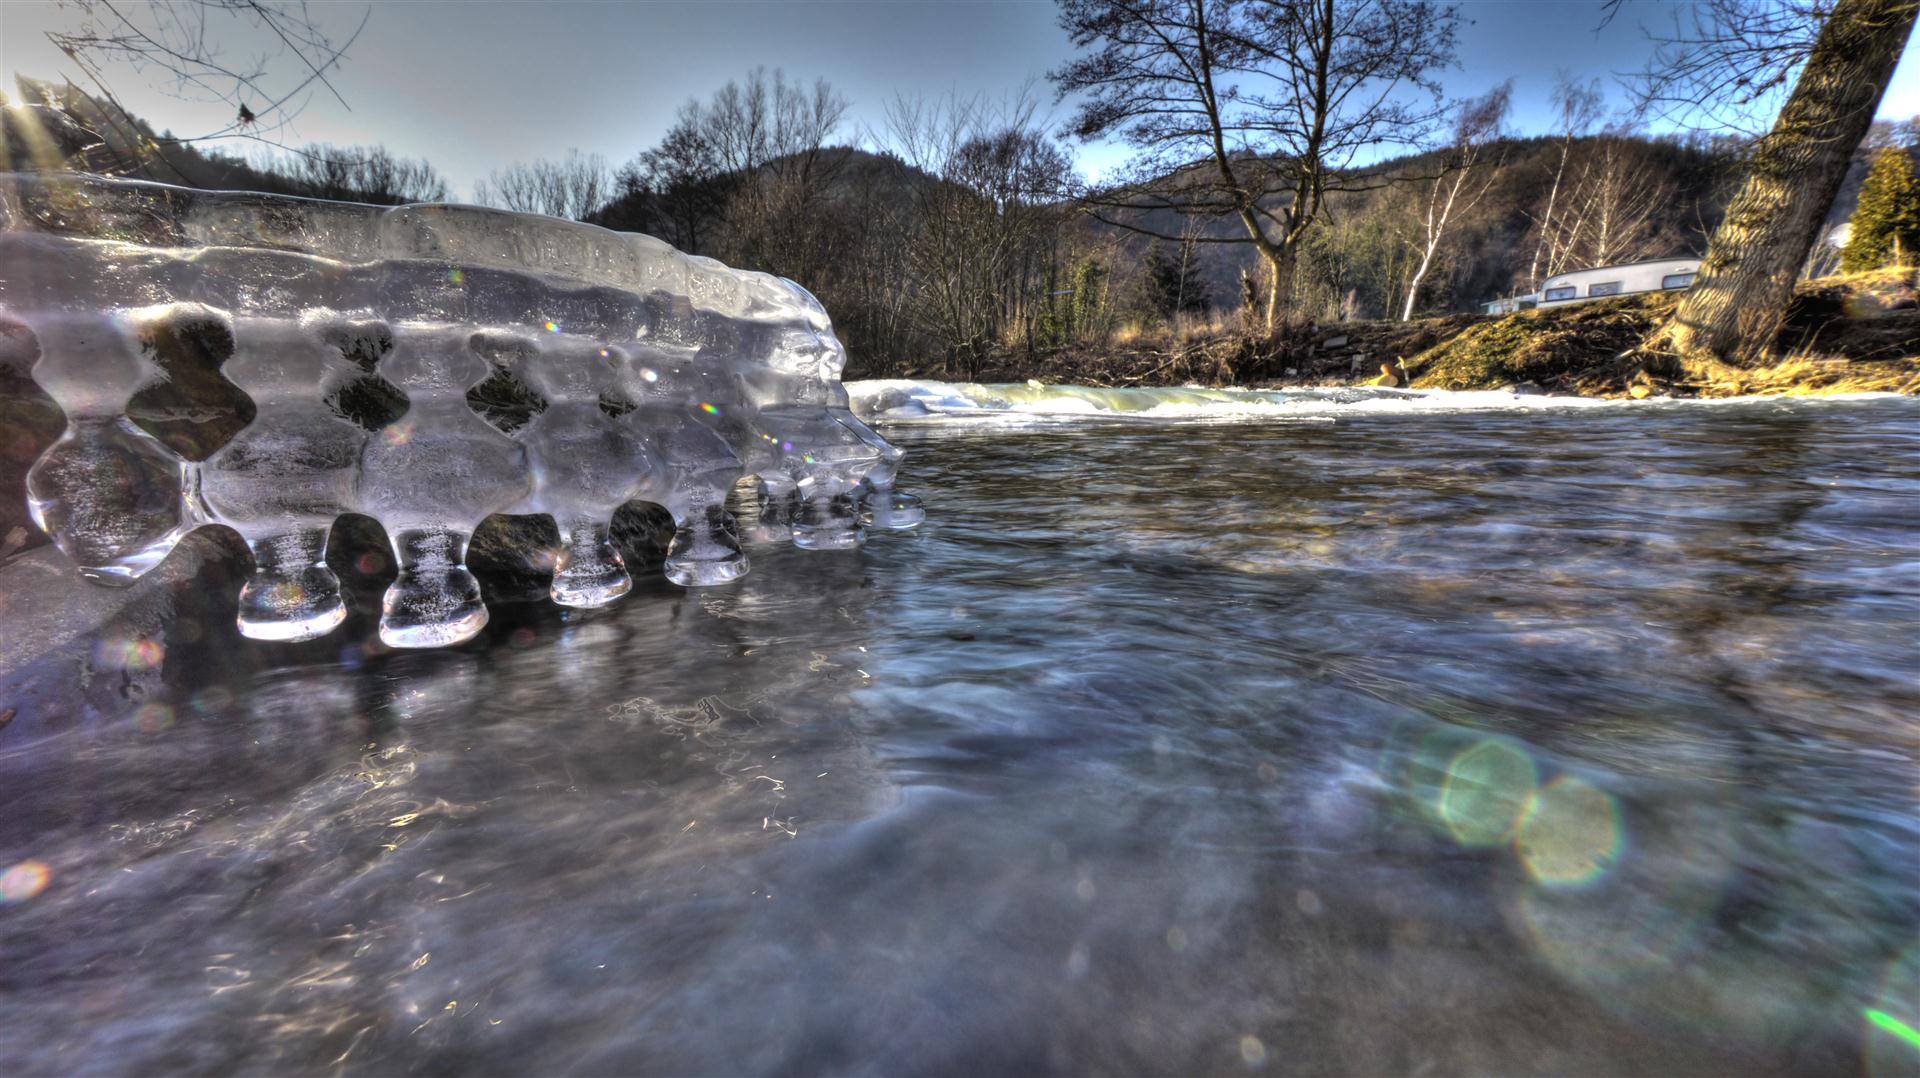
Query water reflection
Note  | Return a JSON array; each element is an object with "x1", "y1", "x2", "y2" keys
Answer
[{"x1": 0, "y1": 398, "x2": 1916, "y2": 1074}]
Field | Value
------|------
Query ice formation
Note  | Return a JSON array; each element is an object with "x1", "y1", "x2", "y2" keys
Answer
[{"x1": 0, "y1": 171, "x2": 922, "y2": 649}]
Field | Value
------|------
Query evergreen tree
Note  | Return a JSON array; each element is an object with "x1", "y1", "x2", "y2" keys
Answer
[
  {"x1": 1145, "y1": 240, "x2": 1209, "y2": 321},
  {"x1": 1068, "y1": 259, "x2": 1107, "y2": 342},
  {"x1": 1841, "y1": 147, "x2": 1920, "y2": 271}
]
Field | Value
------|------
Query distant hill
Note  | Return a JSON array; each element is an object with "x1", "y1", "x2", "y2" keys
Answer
[{"x1": 585, "y1": 144, "x2": 942, "y2": 248}]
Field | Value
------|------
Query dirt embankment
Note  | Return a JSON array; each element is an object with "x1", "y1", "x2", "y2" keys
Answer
[
  {"x1": 943, "y1": 269, "x2": 1920, "y2": 397},
  {"x1": 1405, "y1": 268, "x2": 1920, "y2": 397}
]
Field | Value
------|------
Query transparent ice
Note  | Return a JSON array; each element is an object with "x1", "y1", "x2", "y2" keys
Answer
[{"x1": 1, "y1": 171, "x2": 921, "y2": 648}]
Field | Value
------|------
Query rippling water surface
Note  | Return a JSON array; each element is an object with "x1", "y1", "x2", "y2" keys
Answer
[{"x1": 2, "y1": 396, "x2": 1917, "y2": 1075}]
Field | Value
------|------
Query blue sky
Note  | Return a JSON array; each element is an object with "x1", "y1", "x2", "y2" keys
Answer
[{"x1": 3, "y1": 0, "x2": 1915, "y2": 197}]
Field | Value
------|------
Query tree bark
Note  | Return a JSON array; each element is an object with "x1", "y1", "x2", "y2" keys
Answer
[
  {"x1": 1253, "y1": 244, "x2": 1301, "y2": 333},
  {"x1": 1668, "y1": 0, "x2": 1918, "y2": 365},
  {"x1": 1404, "y1": 171, "x2": 1464, "y2": 322},
  {"x1": 1264, "y1": 247, "x2": 1284, "y2": 332}
]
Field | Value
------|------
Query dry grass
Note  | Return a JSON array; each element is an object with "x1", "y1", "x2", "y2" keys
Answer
[
  {"x1": 935, "y1": 269, "x2": 1917, "y2": 396},
  {"x1": 1174, "y1": 311, "x2": 1237, "y2": 343},
  {"x1": 1101, "y1": 311, "x2": 1241, "y2": 351},
  {"x1": 1690, "y1": 353, "x2": 1920, "y2": 397},
  {"x1": 1405, "y1": 294, "x2": 1674, "y2": 394}
]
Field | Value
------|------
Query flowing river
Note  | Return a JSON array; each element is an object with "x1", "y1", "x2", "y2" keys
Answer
[{"x1": 1, "y1": 389, "x2": 1916, "y2": 1075}]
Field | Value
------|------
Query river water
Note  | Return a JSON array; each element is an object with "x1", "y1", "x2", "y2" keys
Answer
[{"x1": 1, "y1": 390, "x2": 1916, "y2": 1075}]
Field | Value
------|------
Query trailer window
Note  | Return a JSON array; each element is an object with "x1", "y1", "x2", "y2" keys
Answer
[
  {"x1": 1543, "y1": 286, "x2": 1576, "y2": 301},
  {"x1": 1661, "y1": 272, "x2": 1696, "y2": 289},
  {"x1": 1588, "y1": 281, "x2": 1622, "y2": 297}
]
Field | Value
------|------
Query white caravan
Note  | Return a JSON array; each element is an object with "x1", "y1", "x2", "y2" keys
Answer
[{"x1": 1484, "y1": 257, "x2": 1702, "y2": 315}]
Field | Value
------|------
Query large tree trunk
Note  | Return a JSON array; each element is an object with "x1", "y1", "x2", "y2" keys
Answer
[
  {"x1": 1257, "y1": 245, "x2": 1304, "y2": 333},
  {"x1": 1668, "y1": 0, "x2": 1918, "y2": 365},
  {"x1": 1264, "y1": 248, "x2": 1285, "y2": 332}
]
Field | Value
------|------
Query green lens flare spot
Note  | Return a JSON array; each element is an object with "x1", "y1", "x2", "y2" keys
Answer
[
  {"x1": 1868, "y1": 1009, "x2": 1920, "y2": 1053},
  {"x1": 1515, "y1": 775, "x2": 1621, "y2": 887},
  {"x1": 1439, "y1": 739, "x2": 1538, "y2": 847},
  {"x1": 1870, "y1": 946, "x2": 1920, "y2": 1076}
]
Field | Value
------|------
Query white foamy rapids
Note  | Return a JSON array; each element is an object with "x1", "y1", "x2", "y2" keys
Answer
[{"x1": 848, "y1": 379, "x2": 1910, "y2": 423}]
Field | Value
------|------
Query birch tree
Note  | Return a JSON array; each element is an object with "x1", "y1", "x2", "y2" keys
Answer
[
  {"x1": 1564, "y1": 134, "x2": 1676, "y2": 267},
  {"x1": 1400, "y1": 83, "x2": 1510, "y2": 320},
  {"x1": 1526, "y1": 75, "x2": 1605, "y2": 290}
]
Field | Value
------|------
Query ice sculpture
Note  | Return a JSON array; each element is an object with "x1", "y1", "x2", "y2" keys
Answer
[{"x1": 0, "y1": 171, "x2": 921, "y2": 649}]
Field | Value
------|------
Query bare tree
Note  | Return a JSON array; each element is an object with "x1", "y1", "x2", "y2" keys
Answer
[
  {"x1": 625, "y1": 101, "x2": 728, "y2": 252},
  {"x1": 1525, "y1": 74, "x2": 1605, "y2": 290},
  {"x1": 1401, "y1": 83, "x2": 1511, "y2": 320},
  {"x1": 700, "y1": 68, "x2": 847, "y2": 177},
  {"x1": 877, "y1": 93, "x2": 1074, "y2": 377},
  {"x1": 1624, "y1": 0, "x2": 1836, "y2": 133},
  {"x1": 473, "y1": 150, "x2": 614, "y2": 221},
  {"x1": 1569, "y1": 135, "x2": 1676, "y2": 267},
  {"x1": 262, "y1": 143, "x2": 448, "y2": 204},
  {"x1": 1050, "y1": 0, "x2": 1459, "y2": 331},
  {"x1": 36, "y1": 1, "x2": 368, "y2": 177},
  {"x1": 1617, "y1": 0, "x2": 1918, "y2": 364},
  {"x1": 705, "y1": 68, "x2": 851, "y2": 282}
]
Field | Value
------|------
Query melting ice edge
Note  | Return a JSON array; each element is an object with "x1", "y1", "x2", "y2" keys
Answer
[{"x1": 1, "y1": 171, "x2": 922, "y2": 649}]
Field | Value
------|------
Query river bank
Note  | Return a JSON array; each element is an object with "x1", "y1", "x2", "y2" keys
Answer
[{"x1": 923, "y1": 268, "x2": 1920, "y2": 400}]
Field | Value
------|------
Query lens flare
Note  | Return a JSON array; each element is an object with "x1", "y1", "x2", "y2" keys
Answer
[
  {"x1": 0, "y1": 860, "x2": 50, "y2": 903},
  {"x1": 1868, "y1": 945, "x2": 1920, "y2": 1075},
  {"x1": 1509, "y1": 792, "x2": 1744, "y2": 1036},
  {"x1": 699, "y1": 402, "x2": 719, "y2": 415},
  {"x1": 134, "y1": 701, "x2": 175, "y2": 732},
  {"x1": 543, "y1": 320, "x2": 560, "y2": 333},
  {"x1": 1515, "y1": 776, "x2": 1621, "y2": 887},
  {"x1": 95, "y1": 635, "x2": 164, "y2": 671},
  {"x1": 1439, "y1": 739, "x2": 1538, "y2": 847},
  {"x1": 1867, "y1": 1010, "x2": 1920, "y2": 1052}
]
